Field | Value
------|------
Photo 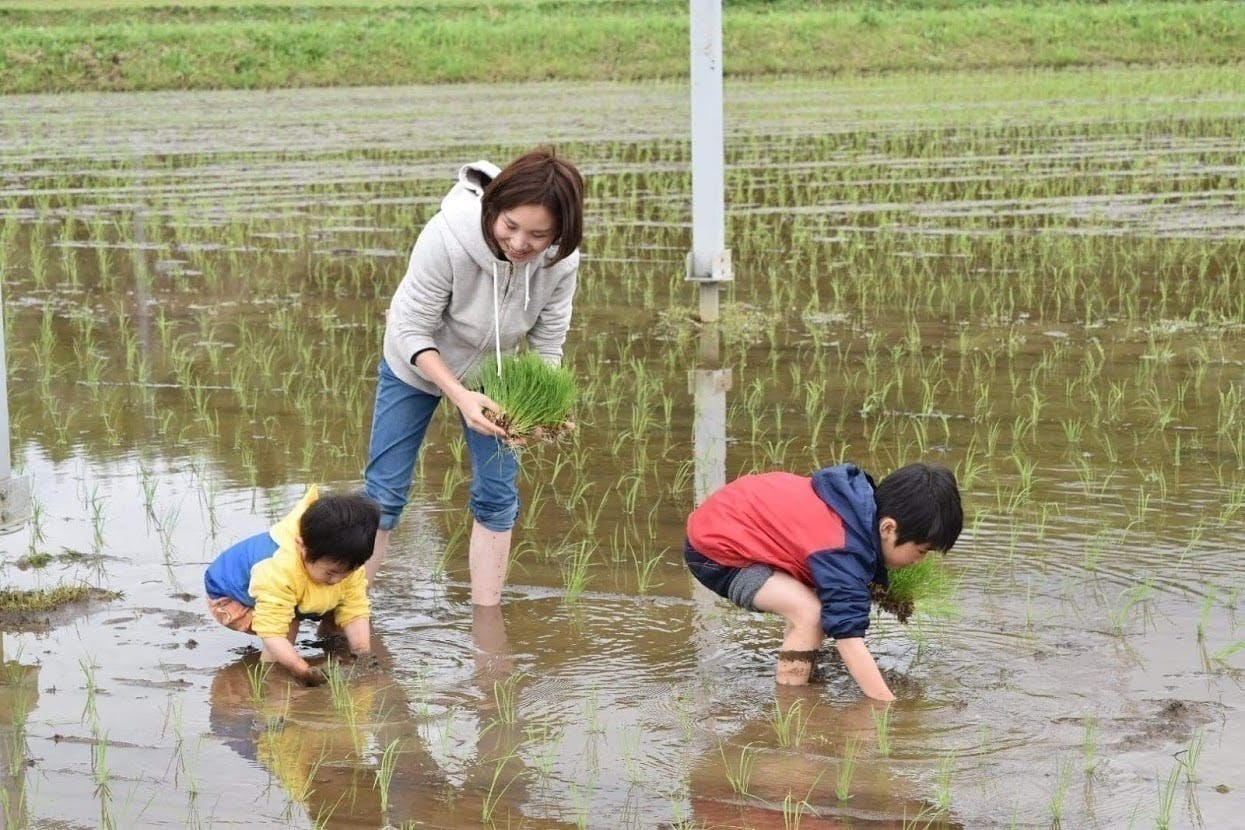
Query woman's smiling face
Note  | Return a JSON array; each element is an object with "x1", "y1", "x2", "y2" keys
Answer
[{"x1": 492, "y1": 204, "x2": 556, "y2": 263}]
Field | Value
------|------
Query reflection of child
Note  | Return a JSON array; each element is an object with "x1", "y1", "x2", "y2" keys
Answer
[
  {"x1": 685, "y1": 462, "x2": 962, "y2": 700},
  {"x1": 204, "y1": 486, "x2": 380, "y2": 685}
]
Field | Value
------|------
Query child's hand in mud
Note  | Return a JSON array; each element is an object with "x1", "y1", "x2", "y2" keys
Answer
[{"x1": 297, "y1": 666, "x2": 327, "y2": 687}]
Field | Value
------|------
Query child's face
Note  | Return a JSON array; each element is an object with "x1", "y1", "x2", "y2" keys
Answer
[
  {"x1": 296, "y1": 538, "x2": 355, "y2": 585},
  {"x1": 879, "y1": 517, "x2": 932, "y2": 569},
  {"x1": 301, "y1": 550, "x2": 354, "y2": 585}
]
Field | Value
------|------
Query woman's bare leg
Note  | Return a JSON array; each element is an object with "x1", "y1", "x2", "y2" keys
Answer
[
  {"x1": 364, "y1": 528, "x2": 391, "y2": 584},
  {"x1": 469, "y1": 521, "x2": 511, "y2": 606}
]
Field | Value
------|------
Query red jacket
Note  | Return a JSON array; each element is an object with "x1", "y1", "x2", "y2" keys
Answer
[
  {"x1": 687, "y1": 473, "x2": 843, "y2": 583},
  {"x1": 686, "y1": 465, "x2": 885, "y2": 639}
]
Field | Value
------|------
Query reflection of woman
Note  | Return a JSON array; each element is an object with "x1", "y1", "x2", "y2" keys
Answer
[{"x1": 364, "y1": 148, "x2": 585, "y2": 606}]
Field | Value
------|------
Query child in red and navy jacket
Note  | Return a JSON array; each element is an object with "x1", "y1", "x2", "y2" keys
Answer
[{"x1": 685, "y1": 462, "x2": 962, "y2": 700}]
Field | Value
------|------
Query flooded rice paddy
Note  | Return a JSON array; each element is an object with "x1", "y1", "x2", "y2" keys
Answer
[{"x1": 1, "y1": 65, "x2": 1244, "y2": 828}]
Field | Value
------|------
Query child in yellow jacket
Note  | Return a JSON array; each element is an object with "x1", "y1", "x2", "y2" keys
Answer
[{"x1": 205, "y1": 486, "x2": 379, "y2": 685}]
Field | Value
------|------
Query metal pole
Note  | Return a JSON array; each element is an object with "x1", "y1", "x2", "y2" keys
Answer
[{"x1": 687, "y1": 0, "x2": 732, "y2": 322}]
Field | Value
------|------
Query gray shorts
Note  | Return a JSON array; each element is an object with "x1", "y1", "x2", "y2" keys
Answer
[{"x1": 684, "y1": 539, "x2": 775, "y2": 611}]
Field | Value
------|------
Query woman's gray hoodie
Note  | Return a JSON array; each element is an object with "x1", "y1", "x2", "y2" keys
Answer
[{"x1": 382, "y1": 161, "x2": 579, "y2": 395}]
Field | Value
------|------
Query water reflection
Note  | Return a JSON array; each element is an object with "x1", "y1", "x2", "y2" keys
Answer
[
  {"x1": 690, "y1": 687, "x2": 960, "y2": 829},
  {"x1": 0, "y1": 635, "x2": 37, "y2": 830},
  {"x1": 689, "y1": 327, "x2": 731, "y2": 506},
  {"x1": 207, "y1": 634, "x2": 447, "y2": 828}
]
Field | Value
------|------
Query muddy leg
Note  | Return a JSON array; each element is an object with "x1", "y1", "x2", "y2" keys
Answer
[{"x1": 751, "y1": 572, "x2": 823, "y2": 685}]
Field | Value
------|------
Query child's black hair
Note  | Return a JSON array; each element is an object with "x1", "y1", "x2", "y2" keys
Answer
[
  {"x1": 874, "y1": 463, "x2": 962, "y2": 551},
  {"x1": 299, "y1": 493, "x2": 381, "y2": 569}
]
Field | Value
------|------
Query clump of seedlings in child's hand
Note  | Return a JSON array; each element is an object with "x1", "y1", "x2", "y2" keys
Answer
[
  {"x1": 477, "y1": 352, "x2": 577, "y2": 446},
  {"x1": 872, "y1": 556, "x2": 957, "y2": 624}
]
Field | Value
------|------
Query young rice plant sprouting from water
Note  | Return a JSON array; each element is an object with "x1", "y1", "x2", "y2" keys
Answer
[
  {"x1": 719, "y1": 742, "x2": 758, "y2": 797},
  {"x1": 836, "y1": 737, "x2": 861, "y2": 801}
]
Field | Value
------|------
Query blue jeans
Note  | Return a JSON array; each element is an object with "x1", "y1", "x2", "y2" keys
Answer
[{"x1": 364, "y1": 359, "x2": 519, "y2": 532}]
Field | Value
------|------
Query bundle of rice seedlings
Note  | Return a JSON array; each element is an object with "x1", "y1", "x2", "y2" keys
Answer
[
  {"x1": 477, "y1": 352, "x2": 577, "y2": 445},
  {"x1": 871, "y1": 556, "x2": 957, "y2": 624}
]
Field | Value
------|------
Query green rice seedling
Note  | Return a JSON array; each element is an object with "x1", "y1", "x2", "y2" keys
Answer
[
  {"x1": 1154, "y1": 761, "x2": 1182, "y2": 830},
  {"x1": 245, "y1": 660, "x2": 272, "y2": 708},
  {"x1": 718, "y1": 742, "x2": 759, "y2": 797},
  {"x1": 374, "y1": 738, "x2": 401, "y2": 814},
  {"x1": 323, "y1": 658, "x2": 351, "y2": 710},
  {"x1": 618, "y1": 727, "x2": 647, "y2": 785},
  {"x1": 568, "y1": 772, "x2": 597, "y2": 829},
  {"x1": 560, "y1": 541, "x2": 594, "y2": 604},
  {"x1": 80, "y1": 656, "x2": 101, "y2": 726},
  {"x1": 1211, "y1": 640, "x2": 1245, "y2": 663},
  {"x1": 1179, "y1": 729, "x2": 1204, "y2": 783},
  {"x1": 902, "y1": 803, "x2": 944, "y2": 830},
  {"x1": 582, "y1": 686, "x2": 601, "y2": 734},
  {"x1": 1049, "y1": 755, "x2": 1073, "y2": 823},
  {"x1": 492, "y1": 672, "x2": 524, "y2": 725},
  {"x1": 769, "y1": 698, "x2": 813, "y2": 748},
  {"x1": 780, "y1": 768, "x2": 825, "y2": 830},
  {"x1": 1082, "y1": 716, "x2": 1099, "y2": 774},
  {"x1": 836, "y1": 737, "x2": 860, "y2": 801},
  {"x1": 873, "y1": 555, "x2": 957, "y2": 623},
  {"x1": 1111, "y1": 579, "x2": 1156, "y2": 634},
  {"x1": 91, "y1": 731, "x2": 112, "y2": 801},
  {"x1": 477, "y1": 352, "x2": 577, "y2": 444},
  {"x1": 0, "y1": 785, "x2": 26, "y2": 829},
  {"x1": 933, "y1": 750, "x2": 956, "y2": 811},
  {"x1": 632, "y1": 547, "x2": 666, "y2": 595},
  {"x1": 480, "y1": 751, "x2": 523, "y2": 824},
  {"x1": 872, "y1": 704, "x2": 893, "y2": 757},
  {"x1": 522, "y1": 721, "x2": 563, "y2": 777}
]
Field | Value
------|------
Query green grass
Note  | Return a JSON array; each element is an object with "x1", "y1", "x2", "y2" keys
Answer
[
  {"x1": 478, "y1": 352, "x2": 577, "y2": 443},
  {"x1": 0, "y1": 1, "x2": 1241, "y2": 93},
  {"x1": 0, "y1": 584, "x2": 111, "y2": 612}
]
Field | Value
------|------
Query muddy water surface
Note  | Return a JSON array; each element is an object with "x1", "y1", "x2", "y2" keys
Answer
[{"x1": 1, "y1": 67, "x2": 1244, "y2": 828}]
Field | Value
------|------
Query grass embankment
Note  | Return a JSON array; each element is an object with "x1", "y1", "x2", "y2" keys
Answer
[{"x1": 0, "y1": 0, "x2": 1241, "y2": 93}]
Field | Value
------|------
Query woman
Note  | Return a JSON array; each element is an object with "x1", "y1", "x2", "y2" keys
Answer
[{"x1": 364, "y1": 148, "x2": 584, "y2": 606}]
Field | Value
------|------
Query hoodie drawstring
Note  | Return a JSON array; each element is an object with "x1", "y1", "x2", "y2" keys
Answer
[
  {"x1": 492, "y1": 262, "x2": 502, "y2": 374},
  {"x1": 492, "y1": 262, "x2": 531, "y2": 374}
]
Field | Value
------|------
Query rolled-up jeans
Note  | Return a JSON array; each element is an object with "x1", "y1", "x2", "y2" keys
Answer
[{"x1": 364, "y1": 359, "x2": 519, "y2": 532}]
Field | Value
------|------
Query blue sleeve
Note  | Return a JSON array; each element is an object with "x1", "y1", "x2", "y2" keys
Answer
[
  {"x1": 808, "y1": 547, "x2": 873, "y2": 639},
  {"x1": 204, "y1": 531, "x2": 279, "y2": 605}
]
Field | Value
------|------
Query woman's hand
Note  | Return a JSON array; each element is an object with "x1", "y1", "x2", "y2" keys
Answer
[{"x1": 451, "y1": 389, "x2": 508, "y2": 438}]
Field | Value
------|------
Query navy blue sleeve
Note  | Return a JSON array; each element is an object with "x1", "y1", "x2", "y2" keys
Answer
[{"x1": 808, "y1": 547, "x2": 873, "y2": 639}]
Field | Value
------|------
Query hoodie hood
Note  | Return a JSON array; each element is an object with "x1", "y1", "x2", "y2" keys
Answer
[
  {"x1": 811, "y1": 464, "x2": 887, "y2": 586},
  {"x1": 381, "y1": 160, "x2": 580, "y2": 396},
  {"x1": 440, "y1": 161, "x2": 505, "y2": 271}
]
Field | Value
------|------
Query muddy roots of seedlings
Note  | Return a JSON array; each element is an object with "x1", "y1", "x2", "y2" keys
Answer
[
  {"x1": 484, "y1": 409, "x2": 574, "y2": 447},
  {"x1": 870, "y1": 584, "x2": 914, "y2": 624}
]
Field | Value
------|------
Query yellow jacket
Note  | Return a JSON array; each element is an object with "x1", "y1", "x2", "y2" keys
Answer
[{"x1": 249, "y1": 486, "x2": 370, "y2": 639}]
